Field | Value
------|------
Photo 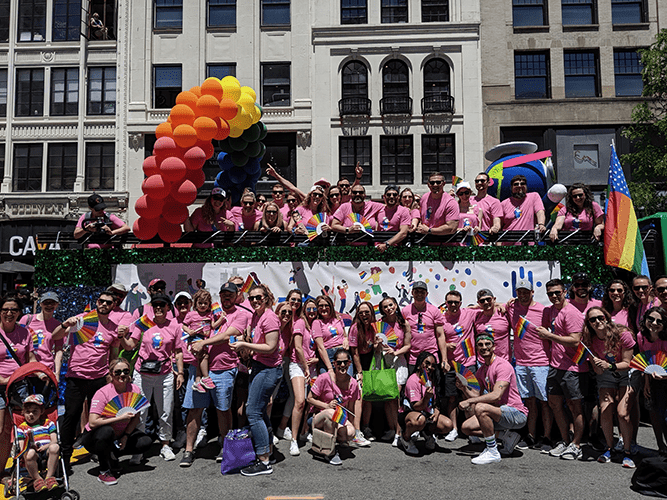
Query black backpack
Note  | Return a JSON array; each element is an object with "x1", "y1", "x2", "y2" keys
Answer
[{"x1": 632, "y1": 456, "x2": 667, "y2": 498}]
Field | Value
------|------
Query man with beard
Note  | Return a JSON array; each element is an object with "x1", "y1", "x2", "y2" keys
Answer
[
  {"x1": 500, "y1": 175, "x2": 546, "y2": 233},
  {"x1": 473, "y1": 289, "x2": 510, "y2": 361},
  {"x1": 568, "y1": 272, "x2": 602, "y2": 314},
  {"x1": 474, "y1": 172, "x2": 502, "y2": 234},
  {"x1": 337, "y1": 163, "x2": 364, "y2": 203},
  {"x1": 416, "y1": 172, "x2": 459, "y2": 236},
  {"x1": 375, "y1": 185, "x2": 411, "y2": 252},
  {"x1": 331, "y1": 184, "x2": 383, "y2": 234}
]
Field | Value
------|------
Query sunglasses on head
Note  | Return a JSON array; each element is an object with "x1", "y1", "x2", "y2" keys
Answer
[
  {"x1": 97, "y1": 299, "x2": 113, "y2": 305},
  {"x1": 113, "y1": 368, "x2": 131, "y2": 376}
]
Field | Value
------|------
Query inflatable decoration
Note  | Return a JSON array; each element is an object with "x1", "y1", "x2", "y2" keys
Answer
[{"x1": 135, "y1": 76, "x2": 265, "y2": 242}]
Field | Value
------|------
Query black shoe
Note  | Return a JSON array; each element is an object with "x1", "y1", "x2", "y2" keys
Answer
[
  {"x1": 268, "y1": 453, "x2": 277, "y2": 465},
  {"x1": 590, "y1": 435, "x2": 607, "y2": 453},
  {"x1": 517, "y1": 435, "x2": 535, "y2": 450},
  {"x1": 539, "y1": 437, "x2": 553, "y2": 454},
  {"x1": 172, "y1": 429, "x2": 187, "y2": 450},
  {"x1": 240, "y1": 460, "x2": 273, "y2": 477},
  {"x1": 179, "y1": 451, "x2": 194, "y2": 468},
  {"x1": 216, "y1": 449, "x2": 224, "y2": 463}
]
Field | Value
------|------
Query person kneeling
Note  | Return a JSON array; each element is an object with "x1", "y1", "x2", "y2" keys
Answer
[{"x1": 458, "y1": 333, "x2": 528, "y2": 465}]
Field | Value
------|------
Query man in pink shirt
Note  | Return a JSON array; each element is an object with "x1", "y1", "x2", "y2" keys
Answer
[
  {"x1": 416, "y1": 172, "x2": 459, "y2": 237},
  {"x1": 107, "y1": 283, "x2": 132, "y2": 328},
  {"x1": 375, "y1": 185, "x2": 411, "y2": 252},
  {"x1": 73, "y1": 194, "x2": 130, "y2": 248},
  {"x1": 568, "y1": 272, "x2": 602, "y2": 314},
  {"x1": 474, "y1": 289, "x2": 510, "y2": 361},
  {"x1": 331, "y1": 185, "x2": 383, "y2": 236},
  {"x1": 537, "y1": 278, "x2": 586, "y2": 461},
  {"x1": 473, "y1": 172, "x2": 502, "y2": 234},
  {"x1": 458, "y1": 332, "x2": 528, "y2": 464},
  {"x1": 500, "y1": 175, "x2": 547, "y2": 233}
]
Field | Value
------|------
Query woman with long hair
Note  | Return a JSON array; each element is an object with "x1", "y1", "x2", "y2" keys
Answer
[
  {"x1": 628, "y1": 275, "x2": 660, "y2": 333},
  {"x1": 255, "y1": 201, "x2": 286, "y2": 232},
  {"x1": 602, "y1": 279, "x2": 632, "y2": 327},
  {"x1": 549, "y1": 183, "x2": 604, "y2": 241},
  {"x1": 184, "y1": 187, "x2": 234, "y2": 233},
  {"x1": 230, "y1": 190, "x2": 263, "y2": 231},
  {"x1": 311, "y1": 295, "x2": 347, "y2": 374},
  {"x1": 581, "y1": 307, "x2": 635, "y2": 467},
  {"x1": 455, "y1": 182, "x2": 483, "y2": 245},
  {"x1": 289, "y1": 185, "x2": 331, "y2": 235},
  {"x1": 326, "y1": 185, "x2": 342, "y2": 215},
  {"x1": 399, "y1": 187, "x2": 420, "y2": 232}
]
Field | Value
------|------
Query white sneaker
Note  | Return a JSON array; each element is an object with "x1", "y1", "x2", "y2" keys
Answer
[
  {"x1": 195, "y1": 428, "x2": 207, "y2": 449},
  {"x1": 129, "y1": 454, "x2": 142, "y2": 466},
  {"x1": 160, "y1": 445, "x2": 176, "y2": 461},
  {"x1": 283, "y1": 427, "x2": 293, "y2": 441},
  {"x1": 289, "y1": 439, "x2": 300, "y2": 456},
  {"x1": 425, "y1": 434, "x2": 436, "y2": 450},
  {"x1": 392, "y1": 434, "x2": 399, "y2": 447},
  {"x1": 352, "y1": 430, "x2": 371, "y2": 447},
  {"x1": 445, "y1": 428, "x2": 459, "y2": 442},
  {"x1": 400, "y1": 436, "x2": 419, "y2": 456},
  {"x1": 329, "y1": 452, "x2": 342, "y2": 466},
  {"x1": 272, "y1": 434, "x2": 280, "y2": 446},
  {"x1": 471, "y1": 447, "x2": 502, "y2": 465}
]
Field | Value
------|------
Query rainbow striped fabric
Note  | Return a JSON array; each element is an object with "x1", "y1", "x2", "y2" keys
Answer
[
  {"x1": 332, "y1": 405, "x2": 348, "y2": 425},
  {"x1": 461, "y1": 337, "x2": 475, "y2": 358},
  {"x1": 17, "y1": 420, "x2": 56, "y2": 448},
  {"x1": 571, "y1": 343, "x2": 589, "y2": 365},
  {"x1": 515, "y1": 316, "x2": 530, "y2": 340},
  {"x1": 133, "y1": 314, "x2": 156, "y2": 333}
]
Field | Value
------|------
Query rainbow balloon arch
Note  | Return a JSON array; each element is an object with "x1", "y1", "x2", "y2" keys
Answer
[{"x1": 134, "y1": 76, "x2": 267, "y2": 243}]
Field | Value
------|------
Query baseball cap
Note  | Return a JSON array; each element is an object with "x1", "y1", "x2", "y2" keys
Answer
[
  {"x1": 106, "y1": 283, "x2": 127, "y2": 296},
  {"x1": 412, "y1": 281, "x2": 428, "y2": 291},
  {"x1": 23, "y1": 394, "x2": 44, "y2": 406},
  {"x1": 572, "y1": 272, "x2": 590, "y2": 284},
  {"x1": 384, "y1": 185, "x2": 400, "y2": 195},
  {"x1": 39, "y1": 291, "x2": 60, "y2": 304},
  {"x1": 88, "y1": 193, "x2": 106, "y2": 211},
  {"x1": 516, "y1": 279, "x2": 533, "y2": 291},
  {"x1": 476, "y1": 289, "x2": 494, "y2": 300},
  {"x1": 149, "y1": 278, "x2": 166, "y2": 290},
  {"x1": 211, "y1": 187, "x2": 226, "y2": 198},
  {"x1": 313, "y1": 178, "x2": 331, "y2": 189},
  {"x1": 173, "y1": 291, "x2": 192, "y2": 303},
  {"x1": 220, "y1": 282, "x2": 239, "y2": 294},
  {"x1": 150, "y1": 293, "x2": 172, "y2": 306}
]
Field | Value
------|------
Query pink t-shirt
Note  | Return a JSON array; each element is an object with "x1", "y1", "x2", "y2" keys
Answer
[
  {"x1": 419, "y1": 192, "x2": 459, "y2": 228},
  {"x1": 189, "y1": 206, "x2": 233, "y2": 232},
  {"x1": 558, "y1": 202, "x2": 603, "y2": 231},
  {"x1": 209, "y1": 306, "x2": 252, "y2": 371},
  {"x1": 543, "y1": 302, "x2": 587, "y2": 372},
  {"x1": 87, "y1": 382, "x2": 143, "y2": 436},
  {"x1": 0, "y1": 326, "x2": 32, "y2": 379},
  {"x1": 229, "y1": 206, "x2": 262, "y2": 231},
  {"x1": 402, "y1": 303, "x2": 445, "y2": 365},
  {"x1": 310, "y1": 372, "x2": 360, "y2": 404},
  {"x1": 474, "y1": 311, "x2": 510, "y2": 361},
  {"x1": 477, "y1": 356, "x2": 528, "y2": 415},
  {"x1": 183, "y1": 310, "x2": 214, "y2": 339},
  {"x1": 294, "y1": 206, "x2": 333, "y2": 228},
  {"x1": 311, "y1": 317, "x2": 346, "y2": 350},
  {"x1": 67, "y1": 317, "x2": 119, "y2": 380},
  {"x1": 404, "y1": 372, "x2": 432, "y2": 412},
  {"x1": 279, "y1": 204, "x2": 291, "y2": 221},
  {"x1": 507, "y1": 301, "x2": 550, "y2": 366},
  {"x1": 475, "y1": 194, "x2": 502, "y2": 231},
  {"x1": 500, "y1": 192, "x2": 545, "y2": 230},
  {"x1": 570, "y1": 298, "x2": 603, "y2": 315},
  {"x1": 290, "y1": 318, "x2": 315, "y2": 364},
  {"x1": 442, "y1": 308, "x2": 479, "y2": 367},
  {"x1": 636, "y1": 332, "x2": 667, "y2": 354},
  {"x1": 109, "y1": 308, "x2": 133, "y2": 328},
  {"x1": 376, "y1": 205, "x2": 411, "y2": 231},
  {"x1": 21, "y1": 315, "x2": 62, "y2": 372},
  {"x1": 75, "y1": 212, "x2": 125, "y2": 249},
  {"x1": 610, "y1": 308, "x2": 630, "y2": 327},
  {"x1": 332, "y1": 201, "x2": 384, "y2": 231},
  {"x1": 348, "y1": 323, "x2": 374, "y2": 355},
  {"x1": 250, "y1": 310, "x2": 283, "y2": 368},
  {"x1": 589, "y1": 329, "x2": 635, "y2": 363},
  {"x1": 458, "y1": 204, "x2": 481, "y2": 230},
  {"x1": 130, "y1": 318, "x2": 183, "y2": 376}
]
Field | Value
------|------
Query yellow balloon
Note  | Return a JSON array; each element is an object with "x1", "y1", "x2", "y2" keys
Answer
[
  {"x1": 237, "y1": 93, "x2": 255, "y2": 113},
  {"x1": 221, "y1": 75, "x2": 240, "y2": 87},
  {"x1": 250, "y1": 106, "x2": 261, "y2": 124},
  {"x1": 228, "y1": 125, "x2": 244, "y2": 138},
  {"x1": 222, "y1": 83, "x2": 241, "y2": 103},
  {"x1": 240, "y1": 86, "x2": 257, "y2": 101},
  {"x1": 237, "y1": 109, "x2": 253, "y2": 129}
]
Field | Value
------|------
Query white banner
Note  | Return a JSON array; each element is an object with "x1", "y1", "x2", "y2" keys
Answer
[{"x1": 113, "y1": 261, "x2": 560, "y2": 315}]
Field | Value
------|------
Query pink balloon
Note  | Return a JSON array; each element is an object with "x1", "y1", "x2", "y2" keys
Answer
[
  {"x1": 183, "y1": 146, "x2": 207, "y2": 170},
  {"x1": 153, "y1": 136, "x2": 178, "y2": 162},
  {"x1": 142, "y1": 174, "x2": 171, "y2": 200},
  {"x1": 135, "y1": 195, "x2": 164, "y2": 219},
  {"x1": 185, "y1": 169, "x2": 206, "y2": 189},
  {"x1": 143, "y1": 156, "x2": 160, "y2": 177}
]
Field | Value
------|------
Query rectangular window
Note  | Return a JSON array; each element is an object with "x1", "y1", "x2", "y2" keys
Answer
[
  {"x1": 208, "y1": 0, "x2": 235, "y2": 27},
  {"x1": 382, "y1": 0, "x2": 408, "y2": 23},
  {"x1": 154, "y1": 65, "x2": 181, "y2": 109},
  {"x1": 514, "y1": 51, "x2": 550, "y2": 99},
  {"x1": 53, "y1": 0, "x2": 81, "y2": 41},
  {"x1": 422, "y1": 135, "x2": 455, "y2": 183},
  {"x1": 614, "y1": 49, "x2": 643, "y2": 96},
  {"x1": 16, "y1": 68, "x2": 45, "y2": 117},
  {"x1": 512, "y1": 0, "x2": 546, "y2": 27},
  {"x1": 155, "y1": 0, "x2": 182, "y2": 29},
  {"x1": 261, "y1": 63, "x2": 290, "y2": 107},
  {"x1": 51, "y1": 67, "x2": 79, "y2": 116},
  {"x1": 13, "y1": 143, "x2": 43, "y2": 191},
  {"x1": 18, "y1": 0, "x2": 46, "y2": 41},
  {"x1": 85, "y1": 142, "x2": 115, "y2": 190},
  {"x1": 0, "y1": 0, "x2": 10, "y2": 42},
  {"x1": 341, "y1": 0, "x2": 367, "y2": 24},
  {"x1": 422, "y1": 0, "x2": 449, "y2": 22},
  {"x1": 261, "y1": 0, "x2": 290, "y2": 27},
  {"x1": 339, "y1": 137, "x2": 372, "y2": 184},
  {"x1": 381, "y1": 135, "x2": 413, "y2": 185},
  {"x1": 207, "y1": 63, "x2": 236, "y2": 79},
  {"x1": 87, "y1": 67, "x2": 116, "y2": 115},
  {"x1": 0, "y1": 69, "x2": 7, "y2": 117},
  {"x1": 612, "y1": 0, "x2": 645, "y2": 24},
  {"x1": 564, "y1": 51, "x2": 599, "y2": 98},
  {"x1": 561, "y1": 0, "x2": 595, "y2": 25},
  {"x1": 47, "y1": 143, "x2": 77, "y2": 191}
]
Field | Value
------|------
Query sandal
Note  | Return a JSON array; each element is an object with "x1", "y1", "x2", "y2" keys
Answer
[
  {"x1": 33, "y1": 477, "x2": 47, "y2": 492},
  {"x1": 46, "y1": 477, "x2": 58, "y2": 490}
]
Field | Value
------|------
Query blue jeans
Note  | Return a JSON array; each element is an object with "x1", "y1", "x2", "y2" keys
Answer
[{"x1": 247, "y1": 361, "x2": 282, "y2": 456}]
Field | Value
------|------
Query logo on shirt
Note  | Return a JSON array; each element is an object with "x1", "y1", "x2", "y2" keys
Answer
[
  {"x1": 152, "y1": 332, "x2": 163, "y2": 349},
  {"x1": 514, "y1": 207, "x2": 522, "y2": 219},
  {"x1": 382, "y1": 217, "x2": 390, "y2": 231},
  {"x1": 309, "y1": 338, "x2": 315, "y2": 350},
  {"x1": 32, "y1": 330, "x2": 45, "y2": 349},
  {"x1": 573, "y1": 218, "x2": 580, "y2": 229},
  {"x1": 426, "y1": 206, "x2": 433, "y2": 221},
  {"x1": 328, "y1": 326, "x2": 338, "y2": 338},
  {"x1": 485, "y1": 325, "x2": 495, "y2": 336},
  {"x1": 250, "y1": 328, "x2": 256, "y2": 341},
  {"x1": 454, "y1": 324, "x2": 464, "y2": 336},
  {"x1": 463, "y1": 218, "x2": 470, "y2": 228},
  {"x1": 92, "y1": 332, "x2": 105, "y2": 346}
]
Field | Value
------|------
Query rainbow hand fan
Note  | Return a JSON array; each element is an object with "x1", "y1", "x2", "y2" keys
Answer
[
  {"x1": 629, "y1": 351, "x2": 667, "y2": 376},
  {"x1": 100, "y1": 392, "x2": 150, "y2": 418},
  {"x1": 305, "y1": 213, "x2": 328, "y2": 241},
  {"x1": 73, "y1": 310, "x2": 99, "y2": 345},
  {"x1": 374, "y1": 321, "x2": 398, "y2": 347},
  {"x1": 348, "y1": 213, "x2": 373, "y2": 234},
  {"x1": 452, "y1": 361, "x2": 480, "y2": 391},
  {"x1": 471, "y1": 232, "x2": 487, "y2": 246}
]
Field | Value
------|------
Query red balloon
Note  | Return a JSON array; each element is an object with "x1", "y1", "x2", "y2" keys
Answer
[
  {"x1": 185, "y1": 169, "x2": 206, "y2": 188},
  {"x1": 143, "y1": 156, "x2": 160, "y2": 177},
  {"x1": 195, "y1": 140, "x2": 215, "y2": 160},
  {"x1": 135, "y1": 194, "x2": 164, "y2": 219},
  {"x1": 158, "y1": 217, "x2": 183, "y2": 243},
  {"x1": 142, "y1": 174, "x2": 171, "y2": 200},
  {"x1": 153, "y1": 136, "x2": 178, "y2": 162},
  {"x1": 162, "y1": 201, "x2": 189, "y2": 225},
  {"x1": 133, "y1": 217, "x2": 159, "y2": 241},
  {"x1": 160, "y1": 157, "x2": 187, "y2": 182},
  {"x1": 171, "y1": 179, "x2": 198, "y2": 205},
  {"x1": 183, "y1": 147, "x2": 207, "y2": 170}
]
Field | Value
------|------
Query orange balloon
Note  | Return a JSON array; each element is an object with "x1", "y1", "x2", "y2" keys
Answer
[
  {"x1": 189, "y1": 86, "x2": 202, "y2": 98},
  {"x1": 219, "y1": 99, "x2": 239, "y2": 121},
  {"x1": 175, "y1": 91, "x2": 198, "y2": 112},
  {"x1": 155, "y1": 121, "x2": 173, "y2": 139},
  {"x1": 201, "y1": 78, "x2": 224, "y2": 101},
  {"x1": 196, "y1": 95, "x2": 221, "y2": 119},
  {"x1": 170, "y1": 104, "x2": 195, "y2": 127},
  {"x1": 193, "y1": 116, "x2": 218, "y2": 141},
  {"x1": 172, "y1": 124, "x2": 198, "y2": 148},
  {"x1": 215, "y1": 118, "x2": 230, "y2": 141}
]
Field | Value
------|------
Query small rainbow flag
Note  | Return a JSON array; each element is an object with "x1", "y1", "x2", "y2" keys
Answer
[
  {"x1": 461, "y1": 337, "x2": 475, "y2": 358},
  {"x1": 211, "y1": 302, "x2": 223, "y2": 318},
  {"x1": 73, "y1": 310, "x2": 99, "y2": 345},
  {"x1": 133, "y1": 314, "x2": 156, "y2": 333},
  {"x1": 452, "y1": 361, "x2": 480, "y2": 391},
  {"x1": 419, "y1": 370, "x2": 431, "y2": 388},
  {"x1": 100, "y1": 392, "x2": 150, "y2": 418},
  {"x1": 452, "y1": 175, "x2": 463, "y2": 187},
  {"x1": 305, "y1": 213, "x2": 327, "y2": 241},
  {"x1": 571, "y1": 342, "x2": 590, "y2": 365},
  {"x1": 84, "y1": 303, "x2": 92, "y2": 313},
  {"x1": 373, "y1": 304, "x2": 380, "y2": 315},
  {"x1": 240, "y1": 275, "x2": 257, "y2": 294},
  {"x1": 515, "y1": 316, "x2": 530, "y2": 340},
  {"x1": 359, "y1": 271, "x2": 368, "y2": 280},
  {"x1": 332, "y1": 405, "x2": 348, "y2": 425},
  {"x1": 471, "y1": 232, "x2": 487, "y2": 246},
  {"x1": 550, "y1": 202, "x2": 565, "y2": 224},
  {"x1": 348, "y1": 213, "x2": 373, "y2": 233}
]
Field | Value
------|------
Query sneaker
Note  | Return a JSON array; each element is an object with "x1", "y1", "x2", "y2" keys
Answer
[
  {"x1": 216, "y1": 449, "x2": 224, "y2": 463},
  {"x1": 201, "y1": 376, "x2": 216, "y2": 390},
  {"x1": 192, "y1": 381, "x2": 206, "y2": 393},
  {"x1": 539, "y1": 437, "x2": 553, "y2": 453},
  {"x1": 622, "y1": 455, "x2": 636, "y2": 468},
  {"x1": 273, "y1": 434, "x2": 280, "y2": 446},
  {"x1": 499, "y1": 430, "x2": 521, "y2": 455},
  {"x1": 97, "y1": 471, "x2": 118, "y2": 486},
  {"x1": 289, "y1": 439, "x2": 300, "y2": 456},
  {"x1": 560, "y1": 443, "x2": 582, "y2": 461},
  {"x1": 471, "y1": 447, "x2": 501, "y2": 465},
  {"x1": 129, "y1": 454, "x2": 142, "y2": 466},
  {"x1": 548, "y1": 441, "x2": 569, "y2": 457},
  {"x1": 172, "y1": 429, "x2": 187, "y2": 450},
  {"x1": 180, "y1": 451, "x2": 194, "y2": 467},
  {"x1": 283, "y1": 427, "x2": 293, "y2": 441},
  {"x1": 444, "y1": 428, "x2": 458, "y2": 442},
  {"x1": 589, "y1": 435, "x2": 607, "y2": 453},
  {"x1": 425, "y1": 434, "x2": 436, "y2": 451},
  {"x1": 160, "y1": 445, "x2": 176, "y2": 461},
  {"x1": 275, "y1": 427, "x2": 285, "y2": 439},
  {"x1": 392, "y1": 434, "x2": 399, "y2": 447},
  {"x1": 329, "y1": 452, "x2": 342, "y2": 466},
  {"x1": 381, "y1": 430, "x2": 396, "y2": 442},
  {"x1": 400, "y1": 436, "x2": 419, "y2": 456},
  {"x1": 362, "y1": 427, "x2": 376, "y2": 442},
  {"x1": 598, "y1": 449, "x2": 611, "y2": 463},
  {"x1": 352, "y1": 430, "x2": 371, "y2": 447},
  {"x1": 614, "y1": 437, "x2": 624, "y2": 452},
  {"x1": 468, "y1": 436, "x2": 483, "y2": 445},
  {"x1": 240, "y1": 460, "x2": 273, "y2": 477},
  {"x1": 517, "y1": 435, "x2": 535, "y2": 450},
  {"x1": 195, "y1": 428, "x2": 208, "y2": 449},
  {"x1": 46, "y1": 477, "x2": 58, "y2": 491}
]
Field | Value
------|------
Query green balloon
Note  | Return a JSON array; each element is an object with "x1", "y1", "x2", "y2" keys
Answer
[
  {"x1": 256, "y1": 142, "x2": 266, "y2": 159},
  {"x1": 219, "y1": 138, "x2": 233, "y2": 153},
  {"x1": 258, "y1": 121, "x2": 268, "y2": 141},
  {"x1": 242, "y1": 124, "x2": 261, "y2": 143},
  {"x1": 229, "y1": 136, "x2": 248, "y2": 152},
  {"x1": 231, "y1": 150, "x2": 249, "y2": 167},
  {"x1": 244, "y1": 141, "x2": 262, "y2": 158}
]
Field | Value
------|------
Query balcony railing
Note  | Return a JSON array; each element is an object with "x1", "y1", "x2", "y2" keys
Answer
[
  {"x1": 421, "y1": 94, "x2": 455, "y2": 114},
  {"x1": 338, "y1": 97, "x2": 372, "y2": 117},
  {"x1": 379, "y1": 96, "x2": 413, "y2": 116}
]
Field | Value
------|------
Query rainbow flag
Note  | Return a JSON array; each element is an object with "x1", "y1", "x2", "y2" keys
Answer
[
  {"x1": 452, "y1": 175, "x2": 463, "y2": 187},
  {"x1": 550, "y1": 202, "x2": 565, "y2": 224},
  {"x1": 84, "y1": 303, "x2": 92, "y2": 313},
  {"x1": 332, "y1": 405, "x2": 348, "y2": 425},
  {"x1": 419, "y1": 370, "x2": 431, "y2": 388},
  {"x1": 461, "y1": 337, "x2": 475, "y2": 358},
  {"x1": 572, "y1": 342, "x2": 589, "y2": 365},
  {"x1": 604, "y1": 144, "x2": 650, "y2": 276},
  {"x1": 211, "y1": 302, "x2": 223, "y2": 317},
  {"x1": 133, "y1": 314, "x2": 156, "y2": 333},
  {"x1": 240, "y1": 275, "x2": 257, "y2": 294},
  {"x1": 359, "y1": 271, "x2": 368, "y2": 280},
  {"x1": 515, "y1": 316, "x2": 530, "y2": 340}
]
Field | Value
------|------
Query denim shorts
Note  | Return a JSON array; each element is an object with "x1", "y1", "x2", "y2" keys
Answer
[
  {"x1": 182, "y1": 364, "x2": 211, "y2": 410},
  {"x1": 494, "y1": 405, "x2": 528, "y2": 430},
  {"x1": 596, "y1": 369, "x2": 629, "y2": 390},
  {"x1": 547, "y1": 367, "x2": 588, "y2": 400},
  {"x1": 208, "y1": 368, "x2": 238, "y2": 412},
  {"x1": 515, "y1": 365, "x2": 549, "y2": 401}
]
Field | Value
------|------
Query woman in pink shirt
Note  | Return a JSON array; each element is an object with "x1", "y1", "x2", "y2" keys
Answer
[
  {"x1": 230, "y1": 190, "x2": 263, "y2": 230},
  {"x1": 311, "y1": 295, "x2": 348, "y2": 374},
  {"x1": 184, "y1": 187, "x2": 234, "y2": 233},
  {"x1": 20, "y1": 292, "x2": 63, "y2": 379},
  {"x1": 602, "y1": 280, "x2": 631, "y2": 328},
  {"x1": 455, "y1": 182, "x2": 483, "y2": 246},
  {"x1": 326, "y1": 186, "x2": 342, "y2": 214},
  {"x1": 549, "y1": 183, "x2": 604, "y2": 242},
  {"x1": 254, "y1": 201, "x2": 286, "y2": 232},
  {"x1": 399, "y1": 188, "x2": 421, "y2": 232},
  {"x1": 289, "y1": 185, "x2": 331, "y2": 235}
]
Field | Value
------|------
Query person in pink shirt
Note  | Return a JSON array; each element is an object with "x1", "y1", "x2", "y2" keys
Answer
[
  {"x1": 255, "y1": 201, "x2": 287, "y2": 232},
  {"x1": 455, "y1": 182, "x2": 483, "y2": 245},
  {"x1": 184, "y1": 187, "x2": 235, "y2": 234},
  {"x1": 130, "y1": 278, "x2": 175, "y2": 323},
  {"x1": 20, "y1": 291, "x2": 63, "y2": 378},
  {"x1": 629, "y1": 275, "x2": 661, "y2": 334},
  {"x1": 289, "y1": 185, "x2": 332, "y2": 235},
  {"x1": 473, "y1": 172, "x2": 502, "y2": 234},
  {"x1": 399, "y1": 188, "x2": 421, "y2": 232},
  {"x1": 311, "y1": 295, "x2": 348, "y2": 374},
  {"x1": 230, "y1": 190, "x2": 263, "y2": 230},
  {"x1": 536, "y1": 279, "x2": 586, "y2": 460},
  {"x1": 375, "y1": 185, "x2": 411, "y2": 252},
  {"x1": 581, "y1": 307, "x2": 635, "y2": 467},
  {"x1": 73, "y1": 193, "x2": 130, "y2": 249},
  {"x1": 500, "y1": 175, "x2": 547, "y2": 233},
  {"x1": 326, "y1": 186, "x2": 342, "y2": 215},
  {"x1": 106, "y1": 284, "x2": 133, "y2": 329},
  {"x1": 568, "y1": 272, "x2": 603, "y2": 314},
  {"x1": 602, "y1": 279, "x2": 631, "y2": 327},
  {"x1": 474, "y1": 289, "x2": 510, "y2": 361},
  {"x1": 416, "y1": 172, "x2": 459, "y2": 238},
  {"x1": 458, "y1": 333, "x2": 528, "y2": 464},
  {"x1": 331, "y1": 185, "x2": 383, "y2": 237},
  {"x1": 549, "y1": 183, "x2": 604, "y2": 242}
]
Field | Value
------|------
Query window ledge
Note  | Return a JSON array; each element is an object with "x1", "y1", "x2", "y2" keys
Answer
[
  {"x1": 206, "y1": 26, "x2": 237, "y2": 34},
  {"x1": 153, "y1": 29, "x2": 182, "y2": 36},
  {"x1": 613, "y1": 22, "x2": 650, "y2": 31},
  {"x1": 260, "y1": 25, "x2": 291, "y2": 32},
  {"x1": 562, "y1": 24, "x2": 599, "y2": 32},
  {"x1": 513, "y1": 25, "x2": 549, "y2": 34}
]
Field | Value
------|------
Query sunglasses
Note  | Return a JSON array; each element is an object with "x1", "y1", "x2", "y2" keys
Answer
[
  {"x1": 546, "y1": 291, "x2": 563, "y2": 297},
  {"x1": 286, "y1": 199, "x2": 297, "y2": 203},
  {"x1": 97, "y1": 299, "x2": 114, "y2": 305},
  {"x1": 339, "y1": 183, "x2": 350, "y2": 188},
  {"x1": 385, "y1": 193, "x2": 398, "y2": 198},
  {"x1": 428, "y1": 180, "x2": 443, "y2": 186},
  {"x1": 447, "y1": 300, "x2": 461, "y2": 306},
  {"x1": 311, "y1": 192, "x2": 323, "y2": 198},
  {"x1": 153, "y1": 302, "x2": 167, "y2": 309},
  {"x1": 608, "y1": 288, "x2": 625, "y2": 294},
  {"x1": 572, "y1": 193, "x2": 585, "y2": 199},
  {"x1": 647, "y1": 316, "x2": 664, "y2": 325},
  {"x1": 458, "y1": 191, "x2": 471, "y2": 196},
  {"x1": 248, "y1": 295, "x2": 264, "y2": 302},
  {"x1": 478, "y1": 297, "x2": 493, "y2": 304},
  {"x1": 243, "y1": 201, "x2": 255, "y2": 206},
  {"x1": 657, "y1": 286, "x2": 667, "y2": 293},
  {"x1": 1, "y1": 308, "x2": 19, "y2": 313},
  {"x1": 113, "y1": 368, "x2": 131, "y2": 376},
  {"x1": 305, "y1": 307, "x2": 317, "y2": 312},
  {"x1": 266, "y1": 210, "x2": 278, "y2": 215},
  {"x1": 335, "y1": 360, "x2": 350, "y2": 366},
  {"x1": 588, "y1": 315, "x2": 606, "y2": 324},
  {"x1": 633, "y1": 285, "x2": 649, "y2": 291},
  {"x1": 329, "y1": 193, "x2": 340, "y2": 198},
  {"x1": 573, "y1": 282, "x2": 588, "y2": 288},
  {"x1": 512, "y1": 182, "x2": 527, "y2": 187},
  {"x1": 212, "y1": 196, "x2": 225, "y2": 201},
  {"x1": 289, "y1": 297, "x2": 302, "y2": 302},
  {"x1": 272, "y1": 191, "x2": 284, "y2": 195},
  {"x1": 279, "y1": 310, "x2": 291, "y2": 317},
  {"x1": 351, "y1": 191, "x2": 365, "y2": 196},
  {"x1": 474, "y1": 179, "x2": 487, "y2": 184}
]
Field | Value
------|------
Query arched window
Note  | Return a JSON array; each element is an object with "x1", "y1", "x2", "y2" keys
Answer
[
  {"x1": 422, "y1": 58, "x2": 453, "y2": 113},
  {"x1": 381, "y1": 59, "x2": 411, "y2": 114},
  {"x1": 339, "y1": 61, "x2": 370, "y2": 116}
]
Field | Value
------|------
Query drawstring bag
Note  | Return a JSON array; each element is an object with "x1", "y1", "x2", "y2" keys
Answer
[
  {"x1": 362, "y1": 354, "x2": 399, "y2": 402},
  {"x1": 220, "y1": 428, "x2": 256, "y2": 474}
]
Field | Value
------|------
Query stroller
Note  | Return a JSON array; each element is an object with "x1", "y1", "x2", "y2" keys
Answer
[{"x1": 3, "y1": 362, "x2": 79, "y2": 500}]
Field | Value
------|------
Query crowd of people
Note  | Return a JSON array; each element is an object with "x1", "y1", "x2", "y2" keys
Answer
[{"x1": 2, "y1": 269, "x2": 667, "y2": 485}]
